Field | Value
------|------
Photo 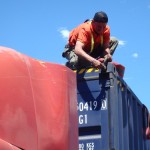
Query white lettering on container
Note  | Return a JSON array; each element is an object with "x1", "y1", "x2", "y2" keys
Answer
[{"x1": 79, "y1": 114, "x2": 88, "y2": 124}]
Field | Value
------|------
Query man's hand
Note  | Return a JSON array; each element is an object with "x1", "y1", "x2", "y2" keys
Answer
[
  {"x1": 104, "y1": 53, "x2": 112, "y2": 62},
  {"x1": 91, "y1": 59, "x2": 105, "y2": 69},
  {"x1": 97, "y1": 58, "x2": 104, "y2": 63}
]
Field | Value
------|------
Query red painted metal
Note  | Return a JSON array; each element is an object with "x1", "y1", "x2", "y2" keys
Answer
[
  {"x1": 0, "y1": 138, "x2": 21, "y2": 150},
  {"x1": 0, "y1": 46, "x2": 78, "y2": 150},
  {"x1": 111, "y1": 62, "x2": 125, "y2": 78}
]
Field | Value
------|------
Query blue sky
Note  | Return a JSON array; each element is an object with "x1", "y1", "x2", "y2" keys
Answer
[{"x1": 0, "y1": 0, "x2": 150, "y2": 110}]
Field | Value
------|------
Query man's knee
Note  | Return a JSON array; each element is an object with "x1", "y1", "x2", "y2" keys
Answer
[
  {"x1": 110, "y1": 37, "x2": 119, "y2": 45},
  {"x1": 69, "y1": 51, "x2": 78, "y2": 64},
  {"x1": 109, "y1": 37, "x2": 119, "y2": 55},
  {"x1": 65, "y1": 51, "x2": 78, "y2": 69}
]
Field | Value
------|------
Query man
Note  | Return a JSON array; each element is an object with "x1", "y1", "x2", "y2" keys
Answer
[{"x1": 62, "y1": 11, "x2": 118, "y2": 69}]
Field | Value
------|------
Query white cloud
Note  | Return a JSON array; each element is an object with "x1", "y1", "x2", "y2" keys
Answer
[
  {"x1": 118, "y1": 40, "x2": 126, "y2": 46},
  {"x1": 58, "y1": 28, "x2": 70, "y2": 39},
  {"x1": 132, "y1": 53, "x2": 139, "y2": 58},
  {"x1": 111, "y1": 37, "x2": 126, "y2": 46}
]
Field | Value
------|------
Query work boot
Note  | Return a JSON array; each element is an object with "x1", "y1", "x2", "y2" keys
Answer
[{"x1": 65, "y1": 62, "x2": 76, "y2": 70}]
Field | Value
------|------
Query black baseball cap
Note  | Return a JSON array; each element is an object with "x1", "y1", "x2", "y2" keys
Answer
[{"x1": 93, "y1": 11, "x2": 108, "y2": 23}]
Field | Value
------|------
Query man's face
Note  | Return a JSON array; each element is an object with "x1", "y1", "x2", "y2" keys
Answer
[{"x1": 93, "y1": 21, "x2": 107, "y2": 34}]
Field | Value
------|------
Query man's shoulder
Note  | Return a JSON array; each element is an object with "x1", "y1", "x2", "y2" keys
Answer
[
  {"x1": 70, "y1": 21, "x2": 91, "y2": 36},
  {"x1": 79, "y1": 21, "x2": 91, "y2": 32}
]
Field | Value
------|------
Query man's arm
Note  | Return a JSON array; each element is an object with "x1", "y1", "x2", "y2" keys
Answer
[
  {"x1": 74, "y1": 41, "x2": 104, "y2": 69},
  {"x1": 103, "y1": 43, "x2": 112, "y2": 62}
]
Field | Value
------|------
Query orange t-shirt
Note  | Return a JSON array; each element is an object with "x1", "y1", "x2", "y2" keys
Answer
[{"x1": 68, "y1": 21, "x2": 110, "y2": 53}]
